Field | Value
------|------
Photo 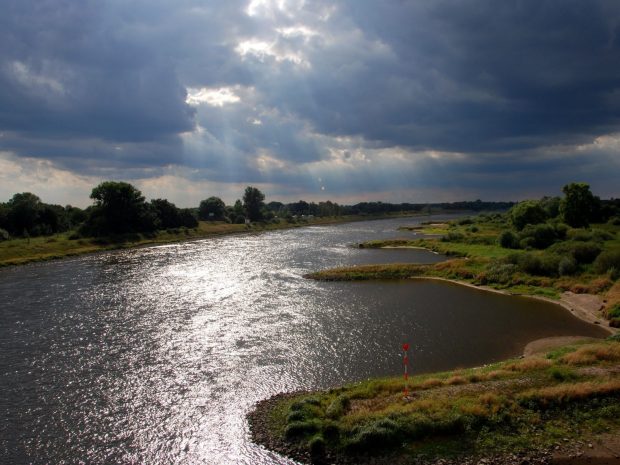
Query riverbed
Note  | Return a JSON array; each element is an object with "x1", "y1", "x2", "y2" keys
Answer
[{"x1": 0, "y1": 216, "x2": 608, "y2": 464}]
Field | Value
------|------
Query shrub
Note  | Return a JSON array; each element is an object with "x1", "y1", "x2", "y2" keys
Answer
[
  {"x1": 519, "y1": 237, "x2": 537, "y2": 249},
  {"x1": 553, "y1": 223, "x2": 569, "y2": 240},
  {"x1": 560, "y1": 343, "x2": 620, "y2": 365},
  {"x1": 308, "y1": 434, "x2": 326, "y2": 460},
  {"x1": 608, "y1": 216, "x2": 620, "y2": 226},
  {"x1": 568, "y1": 229, "x2": 594, "y2": 242},
  {"x1": 607, "y1": 304, "x2": 620, "y2": 319},
  {"x1": 346, "y1": 419, "x2": 402, "y2": 453},
  {"x1": 441, "y1": 232, "x2": 464, "y2": 242},
  {"x1": 514, "y1": 252, "x2": 560, "y2": 277},
  {"x1": 509, "y1": 201, "x2": 547, "y2": 230},
  {"x1": 592, "y1": 229, "x2": 614, "y2": 241},
  {"x1": 518, "y1": 223, "x2": 559, "y2": 249},
  {"x1": 548, "y1": 241, "x2": 602, "y2": 264},
  {"x1": 499, "y1": 230, "x2": 520, "y2": 249},
  {"x1": 287, "y1": 411, "x2": 306, "y2": 423},
  {"x1": 0, "y1": 228, "x2": 9, "y2": 241},
  {"x1": 558, "y1": 256, "x2": 577, "y2": 276},
  {"x1": 549, "y1": 366, "x2": 578, "y2": 381},
  {"x1": 480, "y1": 262, "x2": 519, "y2": 285},
  {"x1": 593, "y1": 250, "x2": 620, "y2": 274},
  {"x1": 571, "y1": 242, "x2": 603, "y2": 264},
  {"x1": 326, "y1": 395, "x2": 350, "y2": 419},
  {"x1": 285, "y1": 420, "x2": 322, "y2": 439}
]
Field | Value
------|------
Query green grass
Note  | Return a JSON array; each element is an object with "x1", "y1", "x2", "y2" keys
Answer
[
  {"x1": 310, "y1": 217, "x2": 620, "y2": 313},
  {"x1": 252, "y1": 340, "x2": 620, "y2": 463},
  {"x1": 0, "y1": 213, "x2": 419, "y2": 267}
]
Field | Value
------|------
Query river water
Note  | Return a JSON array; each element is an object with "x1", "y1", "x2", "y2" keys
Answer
[{"x1": 0, "y1": 216, "x2": 608, "y2": 464}]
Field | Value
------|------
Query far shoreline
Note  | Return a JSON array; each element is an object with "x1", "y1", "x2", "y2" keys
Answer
[{"x1": 0, "y1": 211, "x2": 448, "y2": 269}]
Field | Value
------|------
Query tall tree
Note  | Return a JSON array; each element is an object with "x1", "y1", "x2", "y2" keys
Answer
[
  {"x1": 242, "y1": 186, "x2": 265, "y2": 221},
  {"x1": 509, "y1": 200, "x2": 547, "y2": 230},
  {"x1": 150, "y1": 198, "x2": 182, "y2": 229},
  {"x1": 6, "y1": 192, "x2": 42, "y2": 236},
  {"x1": 560, "y1": 182, "x2": 596, "y2": 228},
  {"x1": 198, "y1": 196, "x2": 226, "y2": 220},
  {"x1": 83, "y1": 181, "x2": 155, "y2": 235}
]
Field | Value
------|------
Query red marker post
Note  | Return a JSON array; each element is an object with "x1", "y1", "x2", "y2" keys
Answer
[{"x1": 402, "y1": 343, "x2": 410, "y2": 398}]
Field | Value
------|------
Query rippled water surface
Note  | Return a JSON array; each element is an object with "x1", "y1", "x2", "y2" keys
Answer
[{"x1": 0, "y1": 216, "x2": 608, "y2": 464}]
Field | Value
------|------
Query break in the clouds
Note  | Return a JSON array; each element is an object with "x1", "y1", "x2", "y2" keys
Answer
[{"x1": 1, "y1": 0, "x2": 620, "y2": 206}]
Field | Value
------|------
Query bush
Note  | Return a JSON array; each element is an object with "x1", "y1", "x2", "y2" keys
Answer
[
  {"x1": 593, "y1": 251, "x2": 620, "y2": 274},
  {"x1": 480, "y1": 262, "x2": 519, "y2": 284},
  {"x1": 571, "y1": 242, "x2": 603, "y2": 264},
  {"x1": 346, "y1": 419, "x2": 402, "y2": 453},
  {"x1": 608, "y1": 216, "x2": 620, "y2": 226},
  {"x1": 568, "y1": 229, "x2": 594, "y2": 242},
  {"x1": 0, "y1": 228, "x2": 9, "y2": 241},
  {"x1": 519, "y1": 237, "x2": 537, "y2": 249},
  {"x1": 558, "y1": 256, "x2": 578, "y2": 276},
  {"x1": 499, "y1": 230, "x2": 520, "y2": 249},
  {"x1": 608, "y1": 304, "x2": 620, "y2": 319},
  {"x1": 441, "y1": 232, "x2": 464, "y2": 242},
  {"x1": 548, "y1": 241, "x2": 602, "y2": 265},
  {"x1": 510, "y1": 252, "x2": 561, "y2": 277},
  {"x1": 518, "y1": 223, "x2": 558, "y2": 249},
  {"x1": 287, "y1": 411, "x2": 306, "y2": 423},
  {"x1": 592, "y1": 229, "x2": 614, "y2": 241},
  {"x1": 509, "y1": 201, "x2": 547, "y2": 230},
  {"x1": 549, "y1": 366, "x2": 578, "y2": 381},
  {"x1": 326, "y1": 395, "x2": 350, "y2": 419},
  {"x1": 284, "y1": 420, "x2": 322, "y2": 439},
  {"x1": 308, "y1": 434, "x2": 326, "y2": 460}
]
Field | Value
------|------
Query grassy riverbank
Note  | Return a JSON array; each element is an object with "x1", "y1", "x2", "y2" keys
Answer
[
  {"x1": 249, "y1": 337, "x2": 620, "y2": 464},
  {"x1": 0, "y1": 213, "x2": 418, "y2": 267},
  {"x1": 311, "y1": 215, "x2": 620, "y2": 324}
]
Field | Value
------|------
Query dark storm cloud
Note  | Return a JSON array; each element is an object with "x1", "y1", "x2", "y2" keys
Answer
[
  {"x1": 1, "y1": 0, "x2": 619, "y2": 200},
  {"x1": 263, "y1": 0, "x2": 620, "y2": 153}
]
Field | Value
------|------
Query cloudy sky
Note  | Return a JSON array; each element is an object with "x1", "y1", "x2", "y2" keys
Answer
[{"x1": 1, "y1": 0, "x2": 620, "y2": 207}]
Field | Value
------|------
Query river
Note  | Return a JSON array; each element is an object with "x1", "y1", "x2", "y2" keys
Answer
[{"x1": 0, "y1": 216, "x2": 608, "y2": 464}]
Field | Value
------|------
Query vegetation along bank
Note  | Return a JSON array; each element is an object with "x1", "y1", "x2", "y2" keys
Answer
[
  {"x1": 0, "y1": 181, "x2": 508, "y2": 267},
  {"x1": 251, "y1": 182, "x2": 620, "y2": 464}
]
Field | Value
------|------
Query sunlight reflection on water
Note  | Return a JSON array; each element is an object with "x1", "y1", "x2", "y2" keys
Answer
[{"x1": 0, "y1": 216, "x2": 609, "y2": 464}]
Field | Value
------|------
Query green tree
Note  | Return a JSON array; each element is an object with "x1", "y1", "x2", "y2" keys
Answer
[
  {"x1": 560, "y1": 182, "x2": 596, "y2": 228},
  {"x1": 198, "y1": 196, "x2": 226, "y2": 221},
  {"x1": 150, "y1": 198, "x2": 182, "y2": 229},
  {"x1": 0, "y1": 203, "x2": 9, "y2": 231},
  {"x1": 242, "y1": 186, "x2": 265, "y2": 221},
  {"x1": 178, "y1": 208, "x2": 198, "y2": 228},
  {"x1": 83, "y1": 181, "x2": 155, "y2": 235},
  {"x1": 509, "y1": 200, "x2": 547, "y2": 230},
  {"x1": 7, "y1": 192, "x2": 42, "y2": 236},
  {"x1": 539, "y1": 196, "x2": 561, "y2": 218}
]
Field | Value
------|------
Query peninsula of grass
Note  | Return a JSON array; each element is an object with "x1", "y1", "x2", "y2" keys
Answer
[
  {"x1": 249, "y1": 338, "x2": 620, "y2": 464},
  {"x1": 0, "y1": 213, "x2": 414, "y2": 268},
  {"x1": 310, "y1": 211, "x2": 620, "y2": 320}
]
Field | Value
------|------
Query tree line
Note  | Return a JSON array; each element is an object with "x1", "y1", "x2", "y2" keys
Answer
[
  {"x1": 498, "y1": 182, "x2": 620, "y2": 251},
  {"x1": 0, "y1": 180, "x2": 553, "y2": 241}
]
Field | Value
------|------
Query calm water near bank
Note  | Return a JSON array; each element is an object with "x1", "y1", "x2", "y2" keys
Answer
[{"x1": 0, "y1": 216, "x2": 608, "y2": 464}]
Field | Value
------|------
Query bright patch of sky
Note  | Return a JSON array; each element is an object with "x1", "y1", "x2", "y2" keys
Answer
[{"x1": 186, "y1": 87, "x2": 241, "y2": 107}]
